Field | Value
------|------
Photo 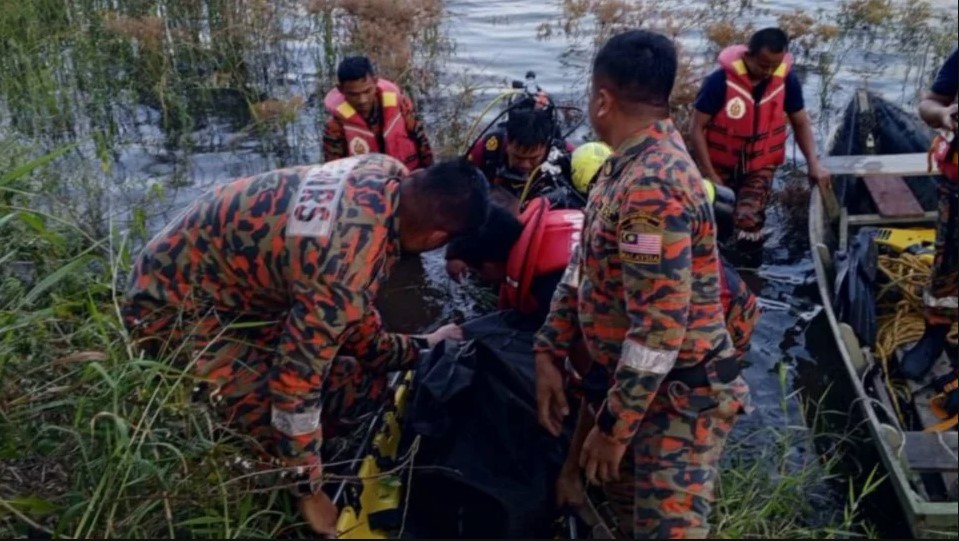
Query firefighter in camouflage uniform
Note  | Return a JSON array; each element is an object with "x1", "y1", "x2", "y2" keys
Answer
[
  {"x1": 121, "y1": 154, "x2": 489, "y2": 536},
  {"x1": 533, "y1": 30, "x2": 750, "y2": 539}
]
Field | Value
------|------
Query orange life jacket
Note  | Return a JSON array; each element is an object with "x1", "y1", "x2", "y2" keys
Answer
[
  {"x1": 498, "y1": 197, "x2": 583, "y2": 315},
  {"x1": 705, "y1": 45, "x2": 794, "y2": 173},
  {"x1": 323, "y1": 78, "x2": 423, "y2": 171}
]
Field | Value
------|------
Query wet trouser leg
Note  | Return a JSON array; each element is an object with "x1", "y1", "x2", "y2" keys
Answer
[
  {"x1": 719, "y1": 166, "x2": 777, "y2": 242},
  {"x1": 725, "y1": 284, "x2": 760, "y2": 363},
  {"x1": 602, "y1": 374, "x2": 749, "y2": 539},
  {"x1": 924, "y1": 179, "x2": 959, "y2": 326}
]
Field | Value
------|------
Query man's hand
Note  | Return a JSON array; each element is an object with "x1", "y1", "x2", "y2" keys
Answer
[
  {"x1": 808, "y1": 161, "x2": 831, "y2": 193},
  {"x1": 299, "y1": 491, "x2": 339, "y2": 537},
  {"x1": 535, "y1": 351, "x2": 569, "y2": 437},
  {"x1": 445, "y1": 259, "x2": 470, "y2": 282},
  {"x1": 941, "y1": 104, "x2": 958, "y2": 131},
  {"x1": 425, "y1": 323, "x2": 463, "y2": 348},
  {"x1": 578, "y1": 427, "x2": 627, "y2": 486},
  {"x1": 556, "y1": 463, "x2": 586, "y2": 509}
]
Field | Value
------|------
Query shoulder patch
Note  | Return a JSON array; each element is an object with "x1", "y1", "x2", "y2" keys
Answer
[
  {"x1": 382, "y1": 91, "x2": 398, "y2": 108},
  {"x1": 337, "y1": 101, "x2": 357, "y2": 118},
  {"x1": 618, "y1": 213, "x2": 663, "y2": 265},
  {"x1": 485, "y1": 135, "x2": 499, "y2": 152}
]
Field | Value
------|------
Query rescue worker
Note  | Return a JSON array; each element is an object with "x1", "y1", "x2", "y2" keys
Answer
[
  {"x1": 554, "y1": 180, "x2": 759, "y2": 518},
  {"x1": 533, "y1": 29, "x2": 749, "y2": 539},
  {"x1": 689, "y1": 27, "x2": 830, "y2": 250},
  {"x1": 445, "y1": 138, "x2": 611, "y2": 304},
  {"x1": 120, "y1": 154, "x2": 489, "y2": 536},
  {"x1": 902, "y1": 46, "x2": 958, "y2": 379},
  {"x1": 445, "y1": 196, "x2": 580, "y2": 326},
  {"x1": 322, "y1": 55, "x2": 434, "y2": 171},
  {"x1": 468, "y1": 101, "x2": 578, "y2": 208}
]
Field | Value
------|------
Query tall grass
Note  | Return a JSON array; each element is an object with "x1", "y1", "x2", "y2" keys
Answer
[
  {"x1": 0, "y1": 147, "x2": 310, "y2": 539},
  {"x1": 0, "y1": 0, "x2": 459, "y2": 159},
  {"x1": 712, "y1": 382, "x2": 885, "y2": 539}
]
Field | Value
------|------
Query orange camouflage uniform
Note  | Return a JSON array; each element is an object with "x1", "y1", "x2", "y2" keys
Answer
[
  {"x1": 121, "y1": 154, "x2": 426, "y2": 496},
  {"x1": 322, "y1": 93, "x2": 434, "y2": 167},
  {"x1": 534, "y1": 119, "x2": 750, "y2": 539}
]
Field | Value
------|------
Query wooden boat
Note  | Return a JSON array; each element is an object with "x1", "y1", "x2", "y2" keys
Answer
[{"x1": 809, "y1": 88, "x2": 958, "y2": 538}]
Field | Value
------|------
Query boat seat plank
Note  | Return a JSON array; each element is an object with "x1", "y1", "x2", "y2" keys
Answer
[
  {"x1": 862, "y1": 176, "x2": 925, "y2": 218},
  {"x1": 822, "y1": 153, "x2": 936, "y2": 177},
  {"x1": 846, "y1": 211, "x2": 938, "y2": 226},
  {"x1": 839, "y1": 208, "x2": 849, "y2": 252},
  {"x1": 902, "y1": 431, "x2": 959, "y2": 473}
]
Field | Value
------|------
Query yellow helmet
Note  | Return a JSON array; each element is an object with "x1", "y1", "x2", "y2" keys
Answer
[
  {"x1": 571, "y1": 141, "x2": 613, "y2": 193},
  {"x1": 702, "y1": 178, "x2": 717, "y2": 204}
]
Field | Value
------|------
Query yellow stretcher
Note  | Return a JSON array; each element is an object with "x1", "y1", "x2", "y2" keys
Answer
[{"x1": 336, "y1": 371, "x2": 413, "y2": 539}]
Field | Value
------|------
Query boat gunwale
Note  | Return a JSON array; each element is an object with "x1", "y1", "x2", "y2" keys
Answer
[{"x1": 808, "y1": 184, "x2": 958, "y2": 538}]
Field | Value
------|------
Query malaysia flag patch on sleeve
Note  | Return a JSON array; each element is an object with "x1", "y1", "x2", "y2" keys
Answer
[{"x1": 618, "y1": 212, "x2": 664, "y2": 265}]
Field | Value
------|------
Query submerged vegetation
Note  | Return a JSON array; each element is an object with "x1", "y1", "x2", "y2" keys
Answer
[{"x1": 0, "y1": 0, "x2": 955, "y2": 538}]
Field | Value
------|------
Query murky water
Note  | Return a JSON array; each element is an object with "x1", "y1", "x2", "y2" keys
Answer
[{"x1": 1, "y1": 0, "x2": 955, "y2": 535}]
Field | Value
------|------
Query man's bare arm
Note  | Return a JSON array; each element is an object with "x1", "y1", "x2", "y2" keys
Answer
[
  {"x1": 919, "y1": 91, "x2": 958, "y2": 131},
  {"x1": 689, "y1": 110, "x2": 722, "y2": 184}
]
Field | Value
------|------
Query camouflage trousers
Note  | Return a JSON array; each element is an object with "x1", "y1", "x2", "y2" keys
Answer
[
  {"x1": 121, "y1": 300, "x2": 389, "y2": 463},
  {"x1": 601, "y1": 373, "x2": 750, "y2": 539},
  {"x1": 719, "y1": 166, "x2": 777, "y2": 241},
  {"x1": 924, "y1": 179, "x2": 959, "y2": 326},
  {"x1": 727, "y1": 291, "x2": 759, "y2": 363},
  {"x1": 721, "y1": 260, "x2": 760, "y2": 362}
]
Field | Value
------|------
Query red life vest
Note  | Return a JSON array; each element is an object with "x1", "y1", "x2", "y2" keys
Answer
[
  {"x1": 323, "y1": 78, "x2": 423, "y2": 171},
  {"x1": 705, "y1": 45, "x2": 794, "y2": 173},
  {"x1": 930, "y1": 130, "x2": 958, "y2": 183},
  {"x1": 498, "y1": 197, "x2": 583, "y2": 315}
]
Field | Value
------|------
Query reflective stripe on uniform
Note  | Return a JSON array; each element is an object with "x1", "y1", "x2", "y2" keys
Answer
[
  {"x1": 924, "y1": 290, "x2": 959, "y2": 309},
  {"x1": 620, "y1": 341, "x2": 677, "y2": 375},
  {"x1": 561, "y1": 261, "x2": 580, "y2": 287},
  {"x1": 272, "y1": 406, "x2": 321, "y2": 436}
]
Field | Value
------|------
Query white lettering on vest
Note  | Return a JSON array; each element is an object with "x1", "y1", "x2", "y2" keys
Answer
[{"x1": 287, "y1": 157, "x2": 359, "y2": 238}]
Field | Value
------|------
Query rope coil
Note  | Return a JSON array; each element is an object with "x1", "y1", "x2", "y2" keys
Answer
[{"x1": 874, "y1": 252, "x2": 958, "y2": 427}]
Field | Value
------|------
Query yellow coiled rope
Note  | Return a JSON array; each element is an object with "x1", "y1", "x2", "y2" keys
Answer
[{"x1": 874, "y1": 252, "x2": 958, "y2": 425}]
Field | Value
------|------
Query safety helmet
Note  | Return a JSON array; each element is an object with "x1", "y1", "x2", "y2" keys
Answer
[
  {"x1": 703, "y1": 178, "x2": 717, "y2": 204},
  {"x1": 571, "y1": 141, "x2": 613, "y2": 194}
]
